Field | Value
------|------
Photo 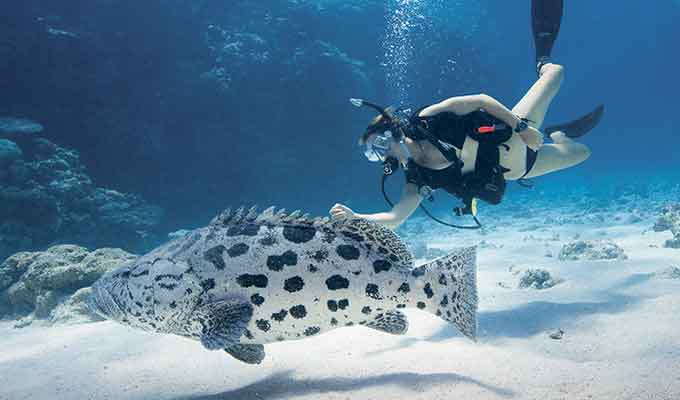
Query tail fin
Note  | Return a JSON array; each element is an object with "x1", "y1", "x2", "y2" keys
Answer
[
  {"x1": 413, "y1": 246, "x2": 478, "y2": 340},
  {"x1": 544, "y1": 104, "x2": 605, "y2": 138}
]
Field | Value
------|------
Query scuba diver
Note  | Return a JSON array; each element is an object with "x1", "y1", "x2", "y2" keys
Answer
[{"x1": 329, "y1": 0, "x2": 604, "y2": 230}]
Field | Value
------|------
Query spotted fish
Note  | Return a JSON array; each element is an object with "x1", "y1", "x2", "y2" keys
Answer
[{"x1": 89, "y1": 207, "x2": 477, "y2": 364}]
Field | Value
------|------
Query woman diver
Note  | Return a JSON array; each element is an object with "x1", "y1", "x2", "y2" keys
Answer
[{"x1": 330, "y1": 0, "x2": 603, "y2": 230}]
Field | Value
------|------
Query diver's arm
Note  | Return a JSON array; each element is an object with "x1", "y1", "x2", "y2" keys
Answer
[
  {"x1": 421, "y1": 94, "x2": 524, "y2": 131},
  {"x1": 330, "y1": 184, "x2": 421, "y2": 230},
  {"x1": 356, "y1": 183, "x2": 421, "y2": 230}
]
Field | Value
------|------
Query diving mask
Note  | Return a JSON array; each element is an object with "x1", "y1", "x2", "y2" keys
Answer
[{"x1": 364, "y1": 130, "x2": 394, "y2": 162}]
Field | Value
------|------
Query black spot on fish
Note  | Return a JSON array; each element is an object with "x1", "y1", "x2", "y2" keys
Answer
[
  {"x1": 155, "y1": 274, "x2": 182, "y2": 282},
  {"x1": 389, "y1": 254, "x2": 400, "y2": 262},
  {"x1": 436, "y1": 310, "x2": 442, "y2": 316},
  {"x1": 336, "y1": 245, "x2": 360, "y2": 260},
  {"x1": 341, "y1": 231, "x2": 365, "y2": 242},
  {"x1": 440, "y1": 295, "x2": 449, "y2": 307},
  {"x1": 411, "y1": 266, "x2": 425, "y2": 277},
  {"x1": 200, "y1": 278, "x2": 216, "y2": 292},
  {"x1": 330, "y1": 317, "x2": 338, "y2": 326},
  {"x1": 373, "y1": 259, "x2": 391, "y2": 274},
  {"x1": 251, "y1": 293, "x2": 265, "y2": 306},
  {"x1": 259, "y1": 231, "x2": 277, "y2": 246},
  {"x1": 159, "y1": 283, "x2": 178, "y2": 290},
  {"x1": 185, "y1": 288, "x2": 193, "y2": 295},
  {"x1": 290, "y1": 305, "x2": 307, "y2": 319},
  {"x1": 311, "y1": 250, "x2": 328, "y2": 262},
  {"x1": 256, "y1": 319, "x2": 271, "y2": 332},
  {"x1": 352, "y1": 270, "x2": 361, "y2": 276},
  {"x1": 131, "y1": 269, "x2": 149, "y2": 278},
  {"x1": 322, "y1": 229, "x2": 337, "y2": 243},
  {"x1": 361, "y1": 306, "x2": 372, "y2": 315},
  {"x1": 396, "y1": 304, "x2": 406, "y2": 309},
  {"x1": 308, "y1": 264, "x2": 318, "y2": 273},
  {"x1": 366, "y1": 284, "x2": 381, "y2": 299},
  {"x1": 267, "y1": 250, "x2": 298, "y2": 271},
  {"x1": 304, "y1": 326, "x2": 320, "y2": 336},
  {"x1": 272, "y1": 309, "x2": 288, "y2": 322},
  {"x1": 417, "y1": 302, "x2": 426, "y2": 309},
  {"x1": 345, "y1": 322, "x2": 354, "y2": 327},
  {"x1": 283, "y1": 225, "x2": 317, "y2": 243},
  {"x1": 227, "y1": 243, "x2": 249, "y2": 258},
  {"x1": 244, "y1": 329, "x2": 254, "y2": 340},
  {"x1": 227, "y1": 224, "x2": 260, "y2": 237},
  {"x1": 327, "y1": 300, "x2": 338, "y2": 312},
  {"x1": 169, "y1": 301, "x2": 177, "y2": 309},
  {"x1": 284, "y1": 276, "x2": 305, "y2": 293},
  {"x1": 439, "y1": 274, "x2": 448, "y2": 286},
  {"x1": 338, "y1": 299, "x2": 349, "y2": 310},
  {"x1": 397, "y1": 283, "x2": 410, "y2": 294},
  {"x1": 446, "y1": 310, "x2": 452, "y2": 318},
  {"x1": 424, "y1": 283, "x2": 434, "y2": 299},
  {"x1": 135, "y1": 301, "x2": 143, "y2": 308},
  {"x1": 204, "y1": 245, "x2": 227, "y2": 269},
  {"x1": 121, "y1": 270, "x2": 131, "y2": 278},
  {"x1": 326, "y1": 275, "x2": 350, "y2": 290},
  {"x1": 236, "y1": 274, "x2": 268, "y2": 288},
  {"x1": 378, "y1": 247, "x2": 388, "y2": 254}
]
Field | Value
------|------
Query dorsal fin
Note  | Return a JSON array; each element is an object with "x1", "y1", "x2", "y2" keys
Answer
[{"x1": 209, "y1": 207, "x2": 413, "y2": 268}]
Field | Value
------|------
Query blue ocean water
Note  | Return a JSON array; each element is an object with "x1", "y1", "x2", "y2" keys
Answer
[{"x1": 1, "y1": 0, "x2": 678, "y2": 234}]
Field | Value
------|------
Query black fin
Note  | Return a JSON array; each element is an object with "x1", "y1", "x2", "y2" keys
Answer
[
  {"x1": 532, "y1": 0, "x2": 564, "y2": 70},
  {"x1": 225, "y1": 344, "x2": 266, "y2": 364},
  {"x1": 366, "y1": 310, "x2": 409, "y2": 335},
  {"x1": 545, "y1": 104, "x2": 604, "y2": 138},
  {"x1": 194, "y1": 298, "x2": 253, "y2": 351}
]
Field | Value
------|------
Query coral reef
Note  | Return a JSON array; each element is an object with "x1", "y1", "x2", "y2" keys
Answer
[
  {"x1": 517, "y1": 269, "x2": 562, "y2": 289},
  {"x1": 558, "y1": 240, "x2": 628, "y2": 261},
  {"x1": 0, "y1": 117, "x2": 44, "y2": 137},
  {"x1": 655, "y1": 266, "x2": 680, "y2": 280},
  {"x1": 0, "y1": 138, "x2": 163, "y2": 261},
  {"x1": 0, "y1": 245, "x2": 136, "y2": 324},
  {"x1": 654, "y1": 204, "x2": 680, "y2": 249}
]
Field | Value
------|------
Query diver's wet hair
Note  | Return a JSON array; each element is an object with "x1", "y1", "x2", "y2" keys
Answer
[{"x1": 358, "y1": 106, "x2": 395, "y2": 145}]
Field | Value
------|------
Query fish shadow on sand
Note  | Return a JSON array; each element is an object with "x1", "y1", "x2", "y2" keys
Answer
[
  {"x1": 172, "y1": 369, "x2": 514, "y2": 400},
  {"x1": 366, "y1": 293, "x2": 640, "y2": 357}
]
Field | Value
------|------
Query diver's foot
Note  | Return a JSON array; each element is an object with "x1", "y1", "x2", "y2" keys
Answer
[{"x1": 550, "y1": 131, "x2": 571, "y2": 144}]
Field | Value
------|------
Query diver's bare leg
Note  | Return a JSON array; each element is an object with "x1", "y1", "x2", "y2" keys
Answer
[
  {"x1": 511, "y1": 63, "x2": 564, "y2": 129},
  {"x1": 522, "y1": 131, "x2": 591, "y2": 178}
]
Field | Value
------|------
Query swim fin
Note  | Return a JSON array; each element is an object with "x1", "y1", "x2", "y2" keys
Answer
[
  {"x1": 532, "y1": 0, "x2": 564, "y2": 74},
  {"x1": 544, "y1": 104, "x2": 605, "y2": 138}
]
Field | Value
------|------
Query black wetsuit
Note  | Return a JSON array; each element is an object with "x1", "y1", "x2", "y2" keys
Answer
[{"x1": 404, "y1": 109, "x2": 518, "y2": 209}]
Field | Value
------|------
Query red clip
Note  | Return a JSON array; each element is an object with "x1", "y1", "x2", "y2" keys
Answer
[{"x1": 477, "y1": 125, "x2": 496, "y2": 134}]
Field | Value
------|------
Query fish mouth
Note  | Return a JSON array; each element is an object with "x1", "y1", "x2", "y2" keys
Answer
[{"x1": 88, "y1": 276, "x2": 125, "y2": 321}]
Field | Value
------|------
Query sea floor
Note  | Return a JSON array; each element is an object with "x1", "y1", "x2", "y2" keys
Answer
[{"x1": 1, "y1": 205, "x2": 680, "y2": 400}]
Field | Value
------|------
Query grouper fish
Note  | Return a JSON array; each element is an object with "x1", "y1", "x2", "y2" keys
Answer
[{"x1": 89, "y1": 206, "x2": 478, "y2": 364}]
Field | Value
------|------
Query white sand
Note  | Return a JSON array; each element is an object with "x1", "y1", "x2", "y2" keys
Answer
[{"x1": 1, "y1": 217, "x2": 680, "y2": 400}]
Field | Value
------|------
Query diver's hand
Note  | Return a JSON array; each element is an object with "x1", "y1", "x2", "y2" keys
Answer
[
  {"x1": 519, "y1": 126, "x2": 544, "y2": 151},
  {"x1": 330, "y1": 203, "x2": 356, "y2": 220}
]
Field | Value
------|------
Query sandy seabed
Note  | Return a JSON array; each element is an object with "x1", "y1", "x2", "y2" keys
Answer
[{"x1": 1, "y1": 214, "x2": 680, "y2": 400}]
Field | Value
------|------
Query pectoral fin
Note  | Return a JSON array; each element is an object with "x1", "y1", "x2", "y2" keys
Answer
[{"x1": 193, "y1": 298, "x2": 253, "y2": 351}]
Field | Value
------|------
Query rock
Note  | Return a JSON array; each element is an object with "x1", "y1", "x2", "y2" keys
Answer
[
  {"x1": 0, "y1": 117, "x2": 44, "y2": 136},
  {"x1": 0, "y1": 245, "x2": 136, "y2": 321},
  {"x1": 50, "y1": 287, "x2": 104, "y2": 324},
  {"x1": 664, "y1": 236, "x2": 680, "y2": 249},
  {"x1": 0, "y1": 139, "x2": 22, "y2": 167},
  {"x1": 549, "y1": 329, "x2": 564, "y2": 340},
  {"x1": 655, "y1": 266, "x2": 680, "y2": 280},
  {"x1": 0, "y1": 138, "x2": 163, "y2": 261},
  {"x1": 558, "y1": 240, "x2": 628, "y2": 261},
  {"x1": 518, "y1": 269, "x2": 561, "y2": 290},
  {"x1": 654, "y1": 204, "x2": 680, "y2": 233}
]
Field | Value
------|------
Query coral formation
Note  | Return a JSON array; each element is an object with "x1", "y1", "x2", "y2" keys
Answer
[
  {"x1": 0, "y1": 138, "x2": 163, "y2": 261},
  {"x1": 0, "y1": 245, "x2": 136, "y2": 324},
  {"x1": 558, "y1": 240, "x2": 627, "y2": 261},
  {"x1": 517, "y1": 269, "x2": 561, "y2": 289}
]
